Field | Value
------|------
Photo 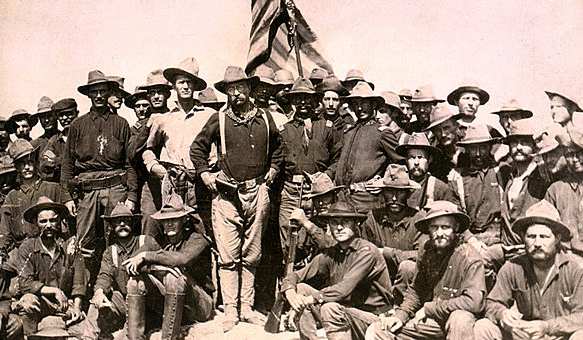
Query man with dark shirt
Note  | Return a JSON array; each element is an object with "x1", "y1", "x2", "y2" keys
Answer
[
  {"x1": 122, "y1": 194, "x2": 214, "y2": 339},
  {"x1": 80, "y1": 202, "x2": 159, "y2": 340},
  {"x1": 475, "y1": 200, "x2": 583, "y2": 340},
  {"x1": 279, "y1": 77, "x2": 342, "y2": 258},
  {"x1": 335, "y1": 81, "x2": 402, "y2": 213},
  {"x1": 366, "y1": 200, "x2": 485, "y2": 340},
  {"x1": 40, "y1": 98, "x2": 79, "y2": 183},
  {"x1": 282, "y1": 201, "x2": 393, "y2": 340},
  {"x1": 31, "y1": 96, "x2": 59, "y2": 152},
  {"x1": 316, "y1": 76, "x2": 350, "y2": 132},
  {"x1": 61, "y1": 70, "x2": 138, "y2": 280},
  {"x1": 191, "y1": 66, "x2": 283, "y2": 331}
]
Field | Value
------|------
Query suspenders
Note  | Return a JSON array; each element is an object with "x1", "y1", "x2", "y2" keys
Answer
[
  {"x1": 218, "y1": 109, "x2": 270, "y2": 158},
  {"x1": 112, "y1": 235, "x2": 145, "y2": 268}
]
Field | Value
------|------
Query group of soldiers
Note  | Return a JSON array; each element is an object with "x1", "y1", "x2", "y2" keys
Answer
[{"x1": 0, "y1": 56, "x2": 582, "y2": 340}]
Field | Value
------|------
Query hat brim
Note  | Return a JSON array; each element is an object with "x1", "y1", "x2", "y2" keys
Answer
[
  {"x1": 77, "y1": 80, "x2": 120, "y2": 96},
  {"x1": 138, "y1": 83, "x2": 173, "y2": 92},
  {"x1": 447, "y1": 87, "x2": 490, "y2": 105},
  {"x1": 504, "y1": 133, "x2": 534, "y2": 143},
  {"x1": 102, "y1": 213, "x2": 142, "y2": 221},
  {"x1": 7, "y1": 114, "x2": 39, "y2": 134},
  {"x1": 537, "y1": 143, "x2": 560, "y2": 155},
  {"x1": 201, "y1": 102, "x2": 226, "y2": 111},
  {"x1": 410, "y1": 98, "x2": 446, "y2": 103},
  {"x1": 283, "y1": 90, "x2": 323, "y2": 101},
  {"x1": 163, "y1": 68, "x2": 207, "y2": 91},
  {"x1": 395, "y1": 144, "x2": 440, "y2": 158},
  {"x1": 415, "y1": 211, "x2": 470, "y2": 234},
  {"x1": 318, "y1": 86, "x2": 349, "y2": 97},
  {"x1": 424, "y1": 113, "x2": 463, "y2": 132},
  {"x1": 214, "y1": 76, "x2": 260, "y2": 95},
  {"x1": 492, "y1": 109, "x2": 533, "y2": 119},
  {"x1": 342, "y1": 95, "x2": 385, "y2": 106},
  {"x1": 150, "y1": 207, "x2": 194, "y2": 220},
  {"x1": 457, "y1": 137, "x2": 501, "y2": 146},
  {"x1": 13, "y1": 145, "x2": 40, "y2": 163},
  {"x1": 316, "y1": 211, "x2": 368, "y2": 221},
  {"x1": 124, "y1": 93, "x2": 149, "y2": 109},
  {"x1": 368, "y1": 181, "x2": 421, "y2": 190},
  {"x1": 512, "y1": 216, "x2": 571, "y2": 241},
  {"x1": 23, "y1": 202, "x2": 70, "y2": 224},
  {"x1": 28, "y1": 329, "x2": 71, "y2": 339},
  {"x1": 545, "y1": 91, "x2": 582, "y2": 112},
  {"x1": 0, "y1": 167, "x2": 16, "y2": 175},
  {"x1": 341, "y1": 80, "x2": 375, "y2": 91},
  {"x1": 305, "y1": 185, "x2": 345, "y2": 199}
]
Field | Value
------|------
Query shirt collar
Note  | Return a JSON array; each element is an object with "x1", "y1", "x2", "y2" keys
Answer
[
  {"x1": 89, "y1": 108, "x2": 111, "y2": 121},
  {"x1": 20, "y1": 179, "x2": 42, "y2": 194},
  {"x1": 171, "y1": 100, "x2": 205, "y2": 118},
  {"x1": 117, "y1": 236, "x2": 139, "y2": 254}
]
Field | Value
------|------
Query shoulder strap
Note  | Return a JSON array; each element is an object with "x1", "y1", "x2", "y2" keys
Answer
[
  {"x1": 139, "y1": 235, "x2": 145, "y2": 248},
  {"x1": 219, "y1": 110, "x2": 226, "y2": 156},
  {"x1": 111, "y1": 245, "x2": 118, "y2": 268},
  {"x1": 426, "y1": 176, "x2": 436, "y2": 206},
  {"x1": 261, "y1": 111, "x2": 270, "y2": 157},
  {"x1": 449, "y1": 169, "x2": 466, "y2": 211}
]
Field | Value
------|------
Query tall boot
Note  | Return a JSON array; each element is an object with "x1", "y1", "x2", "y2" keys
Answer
[
  {"x1": 126, "y1": 294, "x2": 146, "y2": 340},
  {"x1": 219, "y1": 267, "x2": 240, "y2": 332},
  {"x1": 240, "y1": 266, "x2": 265, "y2": 325},
  {"x1": 161, "y1": 292, "x2": 186, "y2": 340}
]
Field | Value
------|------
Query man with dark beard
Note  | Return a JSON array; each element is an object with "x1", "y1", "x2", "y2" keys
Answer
[
  {"x1": 366, "y1": 201, "x2": 485, "y2": 340},
  {"x1": 316, "y1": 76, "x2": 350, "y2": 132},
  {"x1": 396, "y1": 132, "x2": 460, "y2": 210},
  {"x1": 499, "y1": 119, "x2": 549, "y2": 260},
  {"x1": 335, "y1": 81, "x2": 402, "y2": 213},
  {"x1": 278, "y1": 77, "x2": 342, "y2": 259},
  {"x1": 456, "y1": 124, "x2": 511, "y2": 287},
  {"x1": 474, "y1": 201, "x2": 583, "y2": 340},
  {"x1": 40, "y1": 98, "x2": 79, "y2": 182}
]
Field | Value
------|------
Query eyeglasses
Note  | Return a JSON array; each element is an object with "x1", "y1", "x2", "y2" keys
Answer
[{"x1": 226, "y1": 84, "x2": 248, "y2": 95}]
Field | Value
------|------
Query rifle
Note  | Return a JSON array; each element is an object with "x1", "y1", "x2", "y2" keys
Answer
[{"x1": 264, "y1": 181, "x2": 304, "y2": 333}]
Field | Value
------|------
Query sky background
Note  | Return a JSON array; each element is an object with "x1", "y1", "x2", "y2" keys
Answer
[{"x1": 1, "y1": 0, "x2": 582, "y2": 135}]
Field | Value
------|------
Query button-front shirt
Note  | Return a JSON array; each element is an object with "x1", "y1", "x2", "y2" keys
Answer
[
  {"x1": 394, "y1": 242, "x2": 486, "y2": 323},
  {"x1": 335, "y1": 119, "x2": 402, "y2": 186},
  {"x1": 143, "y1": 102, "x2": 215, "y2": 169},
  {"x1": 544, "y1": 176, "x2": 583, "y2": 254},
  {"x1": 0, "y1": 180, "x2": 72, "y2": 253},
  {"x1": 61, "y1": 109, "x2": 137, "y2": 201},
  {"x1": 280, "y1": 116, "x2": 342, "y2": 179},
  {"x1": 281, "y1": 237, "x2": 393, "y2": 314},
  {"x1": 485, "y1": 253, "x2": 583, "y2": 337}
]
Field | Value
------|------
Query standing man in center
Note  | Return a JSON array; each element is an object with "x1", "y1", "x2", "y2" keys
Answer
[
  {"x1": 191, "y1": 66, "x2": 283, "y2": 332},
  {"x1": 335, "y1": 81, "x2": 402, "y2": 213}
]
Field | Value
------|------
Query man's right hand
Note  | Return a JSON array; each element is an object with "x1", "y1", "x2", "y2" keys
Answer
[
  {"x1": 500, "y1": 308, "x2": 524, "y2": 331},
  {"x1": 378, "y1": 314, "x2": 403, "y2": 333},
  {"x1": 91, "y1": 289, "x2": 111, "y2": 309},
  {"x1": 151, "y1": 163, "x2": 168, "y2": 179},
  {"x1": 200, "y1": 172, "x2": 217, "y2": 192},
  {"x1": 17, "y1": 294, "x2": 40, "y2": 314},
  {"x1": 289, "y1": 208, "x2": 309, "y2": 227},
  {"x1": 284, "y1": 290, "x2": 313, "y2": 312}
]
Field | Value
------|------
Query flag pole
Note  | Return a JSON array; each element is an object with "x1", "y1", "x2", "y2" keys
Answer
[{"x1": 284, "y1": 0, "x2": 304, "y2": 77}]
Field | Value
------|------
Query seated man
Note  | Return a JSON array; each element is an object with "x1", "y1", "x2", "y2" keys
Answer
[
  {"x1": 366, "y1": 200, "x2": 485, "y2": 340},
  {"x1": 81, "y1": 202, "x2": 159, "y2": 340},
  {"x1": 7, "y1": 197, "x2": 84, "y2": 337},
  {"x1": 475, "y1": 200, "x2": 583, "y2": 340},
  {"x1": 121, "y1": 193, "x2": 215, "y2": 340},
  {"x1": 282, "y1": 201, "x2": 394, "y2": 340},
  {"x1": 360, "y1": 164, "x2": 422, "y2": 300}
]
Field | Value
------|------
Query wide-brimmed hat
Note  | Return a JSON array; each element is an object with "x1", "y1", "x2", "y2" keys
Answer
[
  {"x1": 252, "y1": 65, "x2": 278, "y2": 87},
  {"x1": 8, "y1": 138, "x2": 39, "y2": 162},
  {"x1": 28, "y1": 316, "x2": 70, "y2": 340},
  {"x1": 78, "y1": 70, "x2": 120, "y2": 96},
  {"x1": 274, "y1": 69, "x2": 295, "y2": 89},
  {"x1": 341, "y1": 81, "x2": 384, "y2": 106},
  {"x1": 52, "y1": 98, "x2": 77, "y2": 113},
  {"x1": 424, "y1": 104, "x2": 462, "y2": 131},
  {"x1": 380, "y1": 91, "x2": 403, "y2": 113},
  {"x1": 492, "y1": 99, "x2": 533, "y2": 119},
  {"x1": 447, "y1": 83, "x2": 490, "y2": 105},
  {"x1": 125, "y1": 87, "x2": 149, "y2": 109},
  {"x1": 512, "y1": 200, "x2": 571, "y2": 240},
  {"x1": 369, "y1": 164, "x2": 421, "y2": 190},
  {"x1": 398, "y1": 89, "x2": 413, "y2": 101},
  {"x1": 341, "y1": 69, "x2": 375, "y2": 90},
  {"x1": 410, "y1": 85, "x2": 445, "y2": 103},
  {"x1": 102, "y1": 202, "x2": 142, "y2": 221},
  {"x1": 7, "y1": 109, "x2": 38, "y2": 134},
  {"x1": 545, "y1": 90, "x2": 582, "y2": 113},
  {"x1": 214, "y1": 66, "x2": 260, "y2": 95},
  {"x1": 396, "y1": 132, "x2": 440, "y2": 157},
  {"x1": 139, "y1": 69, "x2": 172, "y2": 91},
  {"x1": 415, "y1": 200, "x2": 470, "y2": 234},
  {"x1": 150, "y1": 193, "x2": 194, "y2": 220},
  {"x1": 505, "y1": 119, "x2": 536, "y2": 142},
  {"x1": 107, "y1": 76, "x2": 131, "y2": 98},
  {"x1": 309, "y1": 67, "x2": 329, "y2": 85},
  {"x1": 0, "y1": 155, "x2": 16, "y2": 175},
  {"x1": 163, "y1": 57, "x2": 207, "y2": 91},
  {"x1": 536, "y1": 130, "x2": 561, "y2": 156},
  {"x1": 303, "y1": 171, "x2": 344, "y2": 199},
  {"x1": 283, "y1": 77, "x2": 322, "y2": 100},
  {"x1": 457, "y1": 123, "x2": 500, "y2": 146},
  {"x1": 34, "y1": 96, "x2": 54, "y2": 116},
  {"x1": 315, "y1": 201, "x2": 367, "y2": 222},
  {"x1": 316, "y1": 76, "x2": 349, "y2": 96},
  {"x1": 23, "y1": 196, "x2": 69, "y2": 224},
  {"x1": 198, "y1": 88, "x2": 225, "y2": 111}
]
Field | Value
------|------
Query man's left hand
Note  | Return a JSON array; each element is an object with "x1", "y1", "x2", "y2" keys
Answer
[
  {"x1": 124, "y1": 199, "x2": 135, "y2": 212},
  {"x1": 411, "y1": 307, "x2": 427, "y2": 328},
  {"x1": 264, "y1": 168, "x2": 278, "y2": 186},
  {"x1": 122, "y1": 253, "x2": 146, "y2": 276},
  {"x1": 65, "y1": 200, "x2": 77, "y2": 217},
  {"x1": 519, "y1": 320, "x2": 548, "y2": 340}
]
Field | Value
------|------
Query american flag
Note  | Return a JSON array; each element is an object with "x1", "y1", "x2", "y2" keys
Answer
[{"x1": 246, "y1": 0, "x2": 334, "y2": 77}]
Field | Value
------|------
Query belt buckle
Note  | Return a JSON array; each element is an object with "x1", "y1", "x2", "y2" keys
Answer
[{"x1": 292, "y1": 175, "x2": 303, "y2": 183}]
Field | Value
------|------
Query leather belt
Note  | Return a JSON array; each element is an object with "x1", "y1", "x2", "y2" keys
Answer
[{"x1": 76, "y1": 173, "x2": 126, "y2": 192}]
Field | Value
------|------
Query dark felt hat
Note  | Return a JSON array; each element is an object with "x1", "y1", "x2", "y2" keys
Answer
[
  {"x1": 23, "y1": 196, "x2": 69, "y2": 224},
  {"x1": 447, "y1": 84, "x2": 490, "y2": 105},
  {"x1": 316, "y1": 76, "x2": 349, "y2": 96},
  {"x1": 415, "y1": 200, "x2": 470, "y2": 234},
  {"x1": 7, "y1": 109, "x2": 38, "y2": 134},
  {"x1": 214, "y1": 66, "x2": 260, "y2": 95},
  {"x1": 78, "y1": 70, "x2": 119, "y2": 96},
  {"x1": 315, "y1": 201, "x2": 367, "y2": 222}
]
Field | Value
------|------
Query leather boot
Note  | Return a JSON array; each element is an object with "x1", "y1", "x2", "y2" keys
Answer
[
  {"x1": 126, "y1": 294, "x2": 146, "y2": 340},
  {"x1": 239, "y1": 266, "x2": 265, "y2": 325},
  {"x1": 219, "y1": 267, "x2": 239, "y2": 332},
  {"x1": 161, "y1": 293, "x2": 186, "y2": 340}
]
